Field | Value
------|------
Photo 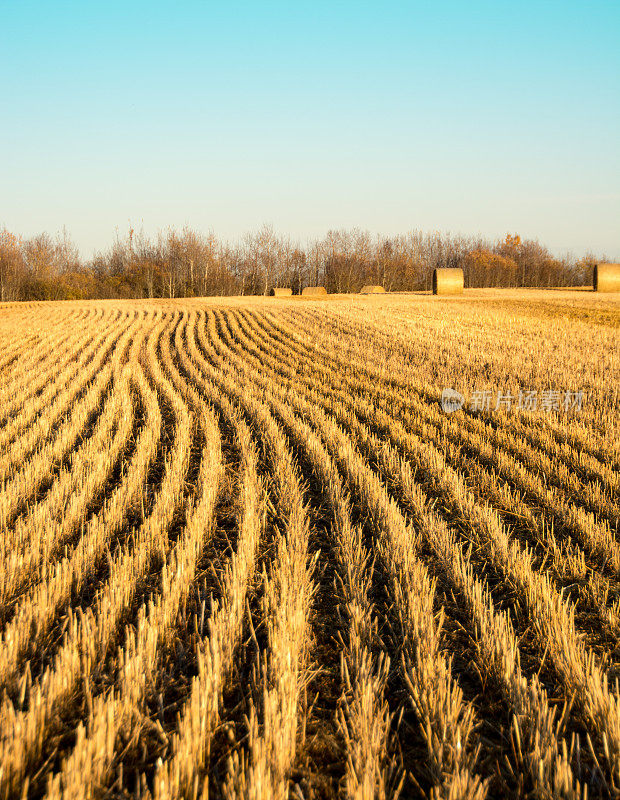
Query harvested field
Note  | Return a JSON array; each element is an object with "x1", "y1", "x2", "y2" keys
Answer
[{"x1": 0, "y1": 289, "x2": 619, "y2": 800}]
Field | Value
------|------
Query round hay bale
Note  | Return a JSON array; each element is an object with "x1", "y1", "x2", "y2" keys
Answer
[
  {"x1": 432, "y1": 268, "x2": 464, "y2": 295},
  {"x1": 271, "y1": 287, "x2": 293, "y2": 297},
  {"x1": 360, "y1": 285, "x2": 386, "y2": 294},
  {"x1": 593, "y1": 263, "x2": 620, "y2": 292},
  {"x1": 301, "y1": 286, "x2": 327, "y2": 296}
]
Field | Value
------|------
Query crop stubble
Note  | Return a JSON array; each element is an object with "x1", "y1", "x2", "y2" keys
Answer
[{"x1": 0, "y1": 291, "x2": 618, "y2": 800}]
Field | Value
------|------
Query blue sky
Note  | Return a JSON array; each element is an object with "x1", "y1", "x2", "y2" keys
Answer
[{"x1": 1, "y1": 0, "x2": 619, "y2": 258}]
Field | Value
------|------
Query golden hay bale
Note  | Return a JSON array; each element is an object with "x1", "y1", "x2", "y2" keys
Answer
[
  {"x1": 271, "y1": 287, "x2": 293, "y2": 297},
  {"x1": 432, "y1": 268, "x2": 464, "y2": 295},
  {"x1": 360, "y1": 285, "x2": 386, "y2": 294},
  {"x1": 593, "y1": 263, "x2": 620, "y2": 292},
  {"x1": 301, "y1": 286, "x2": 327, "y2": 296}
]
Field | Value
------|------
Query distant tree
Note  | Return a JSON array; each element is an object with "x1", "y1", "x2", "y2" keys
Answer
[
  {"x1": 574, "y1": 253, "x2": 597, "y2": 287},
  {"x1": 0, "y1": 229, "x2": 24, "y2": 302},
  {"x1": 465, "y1": 248, "x2": 519, "y2": 287},
  {"x1": 0, "y1": 224, "x2": 600, "y2": 302}
]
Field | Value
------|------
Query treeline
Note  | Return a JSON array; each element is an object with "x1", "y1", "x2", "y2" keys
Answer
[{"x1": 0, "y1": 225, "x2": 598, "y2": 302}]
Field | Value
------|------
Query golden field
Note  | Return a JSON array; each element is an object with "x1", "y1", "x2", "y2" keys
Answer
[{"x1": 0, "y1": 289, "x2": 618, "y2": 800}]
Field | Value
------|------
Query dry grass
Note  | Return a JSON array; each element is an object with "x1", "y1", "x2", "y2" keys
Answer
[{"x1": 0, "y1": 289, "x2": 618, "y2": 799}]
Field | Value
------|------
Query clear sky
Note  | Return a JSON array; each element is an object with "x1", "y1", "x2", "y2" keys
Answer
[{"x1": 2, "y1": 0, "x2": 619, "y2": 259}]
